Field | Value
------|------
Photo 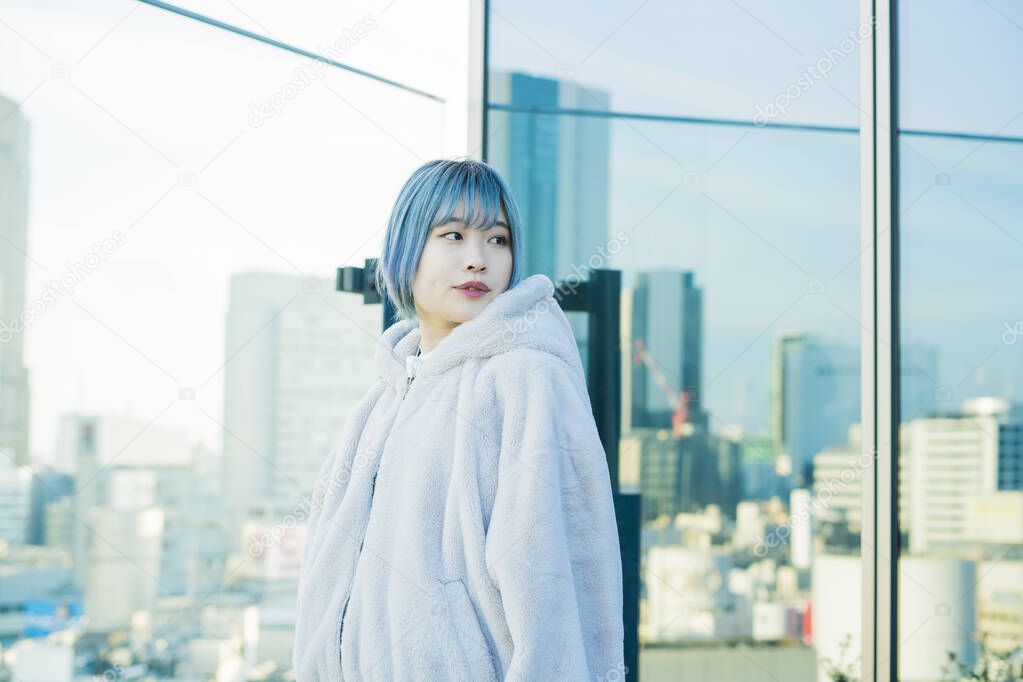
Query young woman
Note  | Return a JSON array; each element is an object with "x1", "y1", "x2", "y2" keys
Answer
[{"x1": 293, "y1": 159, "x2": 624, "y2": 681}]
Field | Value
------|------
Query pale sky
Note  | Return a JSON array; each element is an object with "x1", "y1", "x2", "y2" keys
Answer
[{"x1": 2, "y1": 0, "x2": 1020, "y2": 464}]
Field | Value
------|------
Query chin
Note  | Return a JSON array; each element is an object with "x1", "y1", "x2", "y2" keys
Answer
[{"x1": 450, "y1": 303, "x2": 486, "y2": 323}]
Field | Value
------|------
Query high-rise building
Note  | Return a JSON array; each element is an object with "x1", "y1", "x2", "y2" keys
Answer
[
  {"x1": 902, "y1": 397, "x2": 1023, "y2": 554},
  {"x1": 630, "y1": 270, "x2": 704, "y2": 431},
  {"x1": 83, "y1": 503, "x2": 164, "y2": 632},
  {"x1": 487, "y1": 72, "x2": 611, "y2": 281},
  {"x1": 707, "y1": 430, "x2": 744, "y2": 518},
  {"x1": 810, "y1": 400, "x2": 1023, "y2": 556},
  {"x1": 812, "y1": 424, "x2": 864, "y2": 551},
  {"x1": 149, "y1": 443, "x2": 227, "y2": 598},
  {"x1": 633, "y1": 426, "x2": 741, "y2": 523},
  {"x1": 26, "y1": 467, "x2": 73, "y2": 546},
  {"x1": 626, "y1": 275, "x2": 721, "y2": 521},
  {"x1": 997, "y1": 415, "x2": 1023, "y2": 490},
  {"x1": 633, "y1": 427, "x2": 681, "y2": 522},
  {"x1": 487, "y1": 72, "x2": 612, "y2": 366},
  {"x1": 771, "y1": 333, "x2": 859, "y2": 489},
  {"x1": 0, "y1": 93, "x2": 31, "y2": 466},
  {"x1": 0, "y1": 458, "x2": 31, "y2": 546},
  {"x1": 221, "y1": 273, "x2": 381, "y2": 554},
  {"x1": 624, "y1": 275, "x2": 727, "y2": 521},
  {"x1": 59, "y1": 413, "x2": 217, "y2": 602},
  {"x1": 739, "y1": 434, "x2": 779, "y2": 501}
]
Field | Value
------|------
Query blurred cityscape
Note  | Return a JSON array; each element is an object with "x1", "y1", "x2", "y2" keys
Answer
[{"x1": 2, "y1": 1, "x2": 1022, "y2": 681}]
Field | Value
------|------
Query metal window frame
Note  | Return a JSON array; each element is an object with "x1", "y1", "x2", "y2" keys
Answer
[
  {"x1": 860, "y1": 1, "x2": 900, "y2": 680},
  {"x1": 467, "y1": 0, "x2": 487, "y2": 160}
]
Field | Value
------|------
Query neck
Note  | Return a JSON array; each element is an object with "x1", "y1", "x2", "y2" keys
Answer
[{"x1": 417, "y1": 318, "x2": 457, "y2": 355}]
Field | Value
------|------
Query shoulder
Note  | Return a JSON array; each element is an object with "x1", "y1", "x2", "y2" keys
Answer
[
  {"x1": 477, "y1": 348, "x2": 581, "y2": 392},
  {"x1": 472, "y1": 348, "x2": 591, "y2": 417},
  {"x1": 485, "y1": 347, "x2": 567, "y2": 375}
]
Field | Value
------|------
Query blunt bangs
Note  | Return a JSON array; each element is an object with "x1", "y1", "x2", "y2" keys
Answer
[{"x1": 375, "y1": 159, "x2": 524, "y2": 322}]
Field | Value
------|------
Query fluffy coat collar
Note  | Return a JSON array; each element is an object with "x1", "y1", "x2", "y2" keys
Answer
[{"x1": 374, "y1": 273, "x2": 585, "y2": 392}]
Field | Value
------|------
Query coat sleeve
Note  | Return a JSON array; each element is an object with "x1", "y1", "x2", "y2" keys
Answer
[{"x1": 484, "y1": 357, "x2": 625, "y2": 681}]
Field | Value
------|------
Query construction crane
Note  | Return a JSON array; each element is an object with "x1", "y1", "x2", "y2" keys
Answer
[{"x1": 631, "y1": 338, "x2": 694, "y2": 439}]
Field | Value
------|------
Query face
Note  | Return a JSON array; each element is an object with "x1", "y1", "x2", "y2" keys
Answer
[{"x1": 411, "y1": 198, "x2": 513, "y2": 330}]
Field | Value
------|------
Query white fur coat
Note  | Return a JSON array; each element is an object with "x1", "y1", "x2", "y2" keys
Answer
[{"x1": 292, "y1": 273, "x2": 624, "y2": 681}]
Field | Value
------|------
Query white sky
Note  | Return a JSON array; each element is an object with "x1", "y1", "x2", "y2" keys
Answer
[{"x1": 2, "y1": 0, "x2": 1021, "y2": 464}]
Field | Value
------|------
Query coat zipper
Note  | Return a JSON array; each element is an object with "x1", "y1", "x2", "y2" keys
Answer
[
  {"x1": 402, "y1": 346, "x2": 421, "y2": 401},
  {"x1": 339, "y1": 370, "x2": 413, "y2": 676},
  {"x1": 338, "y1": 462, "x2": 381, "y2": 676},
  {"x1": 337, "y1": 596, "x2": 350, "y2": 676},
  {"x1": 338, "y1": 524, "x2": 368, "y2": 678}
]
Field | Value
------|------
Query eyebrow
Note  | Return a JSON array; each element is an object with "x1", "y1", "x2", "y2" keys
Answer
[{"x1": 441, "y1": 218, "x2": 510, "y2": 229}]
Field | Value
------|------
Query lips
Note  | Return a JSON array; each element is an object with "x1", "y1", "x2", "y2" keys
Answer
[{"x1": 455, "y1": 280, "x2": 490, "y2": 293}]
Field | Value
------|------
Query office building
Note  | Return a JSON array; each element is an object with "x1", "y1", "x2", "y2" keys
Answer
[
  {"x1": 221, "y1": 273, "x2": 380, "y2": 553},
  {"x1": 771, "y1": 333, "x2": 859, "y2": 488},
  {"x1": 0, "y1": 93, "x2": 31, "y2": 467}
]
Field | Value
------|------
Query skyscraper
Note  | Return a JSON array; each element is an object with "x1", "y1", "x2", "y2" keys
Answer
[
  {"x1": 901, "y1": 397, "x2": 1023, "y2": 554},
  {"x1": 487, "y1": 72, "x2": 611, "y2": 280},
  {"x1": 221, "y1": 273, "x2": 381, "y2": 554},
  {"x1": 487, "y1": 72, "x2": 613, "y2": 367},
  {"x1": 0, "y1": 458, "x2": 31, "y2": 546},
  {"x1": 0, "y1": 93, "x2": 31, "y2": 466},
  {"x1": 627, "y1": 270, "x2": 711, "y2": 521},
  {"x1": 59, "y1": 413, "x2": 196, "y2": 592},
  {"x1": 771, "y1": 333, "x2": 859, "y2": 488},
  {"x1": 630, "y1": 270, "x2": 704, "y2": 431}
]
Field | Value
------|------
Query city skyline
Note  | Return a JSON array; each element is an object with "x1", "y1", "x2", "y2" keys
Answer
[{"x1": 1, "y1": 1, "x2": 1021, "y2": 680}]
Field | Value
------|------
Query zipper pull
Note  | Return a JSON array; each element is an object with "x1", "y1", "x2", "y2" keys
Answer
[{"x1": 402, "y1": 351, "x2": 420, "y2": 401}]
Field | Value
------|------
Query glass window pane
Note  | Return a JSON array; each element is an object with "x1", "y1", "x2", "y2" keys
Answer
[
  {"x1": 1, "y1": 0, "x2": 443, "y2": 673},
  {"x1": 899, "y1": 0, "x2": 1023, "y2": 136},
  {"x1": 489, "y1": 0, "x2": 862, "y2": 128},
  {"x1": 136, "y1": 0, "x2": 466, "y2": 98},
  {"x1": 487, "y1": 58, "x2": 862, "y2": 680},
  {"x1": 897, "y1": 2, "x2": 1023, "y2": 680}
]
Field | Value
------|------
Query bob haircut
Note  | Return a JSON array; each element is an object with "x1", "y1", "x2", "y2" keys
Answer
[{"x1": 375, "y1": 159, "x2": 525, "y2": 321}]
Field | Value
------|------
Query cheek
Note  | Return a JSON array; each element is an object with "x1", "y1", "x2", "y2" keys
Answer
[
  {"x1": 498, "y1": 249, "x2": 513, "y2": 271},
  {"x1": 416, "y1": 242, "x2": 445, "y2": 276}
]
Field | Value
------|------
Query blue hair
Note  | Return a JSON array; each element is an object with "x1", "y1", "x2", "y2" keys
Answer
[{"x1": 375, "y1": 159, "x2": 525, "y2": 321}]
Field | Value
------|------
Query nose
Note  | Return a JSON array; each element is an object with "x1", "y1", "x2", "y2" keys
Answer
[{"x1": 464, "y1": 231, "x2": 486, "y2": 272}]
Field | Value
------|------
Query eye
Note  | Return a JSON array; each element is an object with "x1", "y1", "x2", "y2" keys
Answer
[
  {"x1": 441, "y1": 231, "x2": 462, "y2": 241},
  {"x1": 489, "y1": 235, "x2": 509, "y2": 246}
]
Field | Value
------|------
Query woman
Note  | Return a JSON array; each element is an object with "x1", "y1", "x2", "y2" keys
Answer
[{"x1": 293, "y1": 159, "x2": 624, "y2": 681}]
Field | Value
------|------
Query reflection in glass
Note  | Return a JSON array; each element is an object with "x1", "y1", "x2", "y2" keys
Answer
[
  {"x1": 486, "y1": 70, "x2": 862, "y2": 679},
  {"x1": 897, "y1": 134, "x2": 1023, "y2": 681}
]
